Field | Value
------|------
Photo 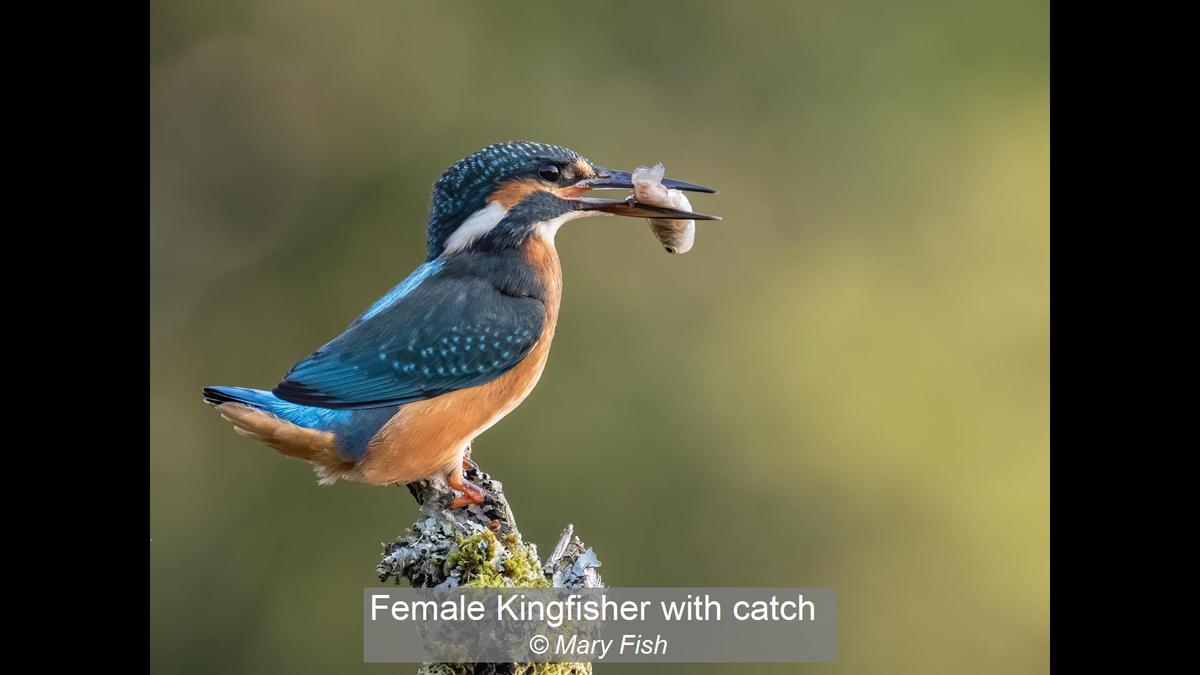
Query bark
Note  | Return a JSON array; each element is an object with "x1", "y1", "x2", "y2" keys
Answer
[{"x1": 377, "y1": 458, "x2": 603, "y2": 674}]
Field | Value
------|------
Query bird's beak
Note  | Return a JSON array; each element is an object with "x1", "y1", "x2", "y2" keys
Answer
[
  {"x1": 570, "y1": 196, "x2": 721, "y2": 220},
  {"x1": 569, "y1": 166, "x2": 721, "y2": 220},
  {"x1": 576, "y1": 168, "x2": 718, "y2": 194}
]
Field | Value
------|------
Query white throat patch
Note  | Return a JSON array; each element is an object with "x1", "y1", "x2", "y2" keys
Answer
[
  {"x1": 534, "y1": 209, "x2": 601, "y2": 247},
  {"x1": 443, "y1": 203, "x2": 602, "y2": 254},
  {"x1": 442, "y1": 202, "x2": 509, "y2": 255}
]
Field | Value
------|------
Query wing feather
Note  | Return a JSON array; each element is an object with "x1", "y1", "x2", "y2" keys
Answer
[{"x1": 273, "y1": 268, "x2": 545, "y2": 409}]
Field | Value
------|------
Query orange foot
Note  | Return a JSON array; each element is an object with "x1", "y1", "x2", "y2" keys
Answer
[{"x1": 446, "y1": 468, "x2": 486, "y2": 509}]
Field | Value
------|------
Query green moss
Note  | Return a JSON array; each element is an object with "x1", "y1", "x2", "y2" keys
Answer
[
  {"x1": 444, "y1": 530, "x2": 552, "y2": 588},
  {"x1": 417, "y1": 662, "x2": 590, "y2": 674},
  {"x1": 419, "y1": 533, "x2": 583, "y2": 674},
  {"x1": 415, "y1": 523, "x2": 579, "y2": 671}
]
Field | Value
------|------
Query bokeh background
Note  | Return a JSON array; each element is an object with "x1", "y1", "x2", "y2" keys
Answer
[{"x1": 150, "y1": 1, "x2": 1048, "y2": 673}]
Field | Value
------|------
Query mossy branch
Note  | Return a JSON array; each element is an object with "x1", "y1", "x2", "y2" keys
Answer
[{"x1": 377, "y1": 457, "x2": 604, "y2": 675}]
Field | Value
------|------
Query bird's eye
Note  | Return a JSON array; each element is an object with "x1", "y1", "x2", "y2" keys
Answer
[{"x1": 537, "y1": 163, "x2": 561, "y2": 182}]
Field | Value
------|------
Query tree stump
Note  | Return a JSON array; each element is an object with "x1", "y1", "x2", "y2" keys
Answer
[{"x1": 377, "y1": 458, "x2": 604, "y2": 674}]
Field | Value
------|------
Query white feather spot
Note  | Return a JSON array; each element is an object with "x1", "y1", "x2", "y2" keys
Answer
[
  {"x1": 442, "y1": 202, "x2": 509, "y2": 255},
  {"x1": 535, "y1": 210, "x2": 601, "y2": 246}
]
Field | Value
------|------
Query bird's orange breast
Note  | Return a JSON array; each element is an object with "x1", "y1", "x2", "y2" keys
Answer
[{"x1": 354, "y1": 238, "x2": 563, "y2": 485}]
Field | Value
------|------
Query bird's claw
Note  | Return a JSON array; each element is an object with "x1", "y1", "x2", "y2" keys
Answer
[{"x1": 449, "y1": 479, "x2": 487, "y2": 509}]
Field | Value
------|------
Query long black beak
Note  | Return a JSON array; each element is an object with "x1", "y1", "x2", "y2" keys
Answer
[
  {"x1": 570, "y1": 166, "x2": 720, "y2": 220},
  {"x1": 571, "y1": 196, "x2": 721, "y2": 220},
  {"x1": 575, "y1": 167, "x2": 718, "y2": 194}
]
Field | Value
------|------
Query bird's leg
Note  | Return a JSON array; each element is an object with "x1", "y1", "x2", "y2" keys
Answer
[{"x1": 446, "y1": 466, "x2": 486, "y2": 509}]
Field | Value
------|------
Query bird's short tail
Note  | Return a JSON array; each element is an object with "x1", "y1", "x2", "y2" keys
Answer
[
  {"x1": 202, "y1": 386, "x2": 351, "y2": 480},
  {"x1": 202, "y1": 386, "x2": 275, "y2": 408}
]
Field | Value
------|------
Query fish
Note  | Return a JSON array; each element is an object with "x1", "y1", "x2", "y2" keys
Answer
[{"x1": 632, "y1": 163, "x2": 696, "y2": 254}]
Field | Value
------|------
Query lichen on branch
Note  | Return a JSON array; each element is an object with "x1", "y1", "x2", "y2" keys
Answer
[{"x1": 376, "y1": 459, "x2": 603, "y2": 674}]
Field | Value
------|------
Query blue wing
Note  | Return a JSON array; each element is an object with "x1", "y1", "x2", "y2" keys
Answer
[
  {"x1": 272, "y1": 262, "x2": 546, "y2": 410},
  {"x1": 348, "y1": 260, "x2": 444, "y2": 328}
]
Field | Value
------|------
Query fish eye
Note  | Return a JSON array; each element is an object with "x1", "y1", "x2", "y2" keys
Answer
[{"x1": 537, "y1": 163, "x2": 561, "y2": 182}]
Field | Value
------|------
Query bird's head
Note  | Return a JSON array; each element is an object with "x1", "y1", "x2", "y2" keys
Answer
[{"x1": 425, "y1": 141, "x2": 717, "y2": 259}]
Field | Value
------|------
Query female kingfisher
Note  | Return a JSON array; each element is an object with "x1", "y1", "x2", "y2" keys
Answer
[{"x1": 203, "y1": 141, "x2": 717, "y2": 508}]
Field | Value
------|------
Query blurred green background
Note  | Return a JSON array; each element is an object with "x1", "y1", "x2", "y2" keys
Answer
[{"x1": 150, "y1": 1, "x2": 1048, "y2": 673}]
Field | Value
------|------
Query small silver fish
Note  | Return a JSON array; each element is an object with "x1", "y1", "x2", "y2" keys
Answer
[{"x1": 632, "y1": 163, "x2": 696, "y2": 254}]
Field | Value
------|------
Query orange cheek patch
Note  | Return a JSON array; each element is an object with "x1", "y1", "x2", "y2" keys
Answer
[
  {"x1": 487, "y1": 178, "x2": 545, "y2": 209},
  {"x1": 573, "y1": 159, "x2": 595, "y2": 179},
  {"x1": 487, "y1": 166, "x2": 598, "y2": 208}
]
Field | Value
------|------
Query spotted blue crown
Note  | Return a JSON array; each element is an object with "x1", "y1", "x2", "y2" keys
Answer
[{"x1": 426, "y1": 141, "x2": 588, "y2": 259}]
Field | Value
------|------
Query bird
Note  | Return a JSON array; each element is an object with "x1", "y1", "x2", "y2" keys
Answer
[{"x1": 203, "y1": 141, "x2": 717, "y2": 508}]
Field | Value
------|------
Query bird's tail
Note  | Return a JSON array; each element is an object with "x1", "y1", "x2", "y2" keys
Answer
[
  {"x1": 202, "y1": 386, "x2": 351, "y2": 478},
  {"x1": 202, "y1": 385, "x2": 279, "y2": 409}
]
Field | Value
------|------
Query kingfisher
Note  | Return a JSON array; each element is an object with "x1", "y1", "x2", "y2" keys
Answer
[{"x1": 203, "y1": 141, "x2": 717, "y2": 508}]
